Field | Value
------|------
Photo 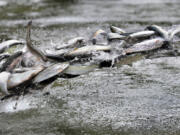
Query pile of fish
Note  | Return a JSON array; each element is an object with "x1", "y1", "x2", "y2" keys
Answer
[{"x1": 0, "y1": 20, "x2": 180, "y2": 96}]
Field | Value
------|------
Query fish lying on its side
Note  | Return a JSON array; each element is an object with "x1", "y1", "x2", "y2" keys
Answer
[
  {"x1": 7, "y1": 66, "x2": 44, "y2": 89},
  {"x1": 63, "y1": 64, "x2": 98, "y2": 75},
  {"x1": 110, "y1": 26, "x2": 126, "y2": 34},
  {"x1": 128, "y1": 30, "x2": 155, "y2": 39},
  {"x1": 125, "y1": 38, "x2": 166, "y2": 54},
  {"x1": 33, "y1": 63, "x2": 69, "y2": 83},
  {"x1": 0, "y1": 40, "x2": 24, "y2": 54},
  {"x1": 107, "y1": 33, "x2": 127, "y2": 40},
  {"x1": 0, "y1": 66, "x2": 44, "y2": 95},
  {"x1": 65, "y1": 45, "x2": 112, "y2": 57},
  {"x1": 55, "y1": 37, "x2": 86, "y2": 50},
  {"x1": 44, "y1": 49, "x2": 69, "y2": 61}
]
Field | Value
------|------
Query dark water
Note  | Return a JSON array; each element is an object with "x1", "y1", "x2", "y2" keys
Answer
[{"x1": 0, "y1": 0, "x2": 180, "y2": 135}]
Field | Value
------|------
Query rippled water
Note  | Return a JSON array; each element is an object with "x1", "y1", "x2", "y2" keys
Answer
[{"x1": 0, "y1": 0, "x2": 180, "y2": 135}]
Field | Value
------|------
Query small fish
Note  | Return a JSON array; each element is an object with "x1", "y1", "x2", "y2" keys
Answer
[
  {"x1": 146, "y1": 25, "x2": 169, "y2": 40},
  {"x1": 26, "y1": 20, "x2": 47, "y2": 62},
  {"x1": 107, "y1": 33, "x2": 127, "y2": 40},
  {"x1": 12, "y1": 67, "x2": 33, "y2": 73},
  {"x1": 92, "y1": 51, "x2": 118, "y2": 63},
  {"x1": 65, "y1": 45, "x2": 111, "y2": 57},
  {"x1": 44, "y1": 49, "x2": 69, "y2": 61},
  {"x1": 125, "y1": 38, "x2": 165, "y2": 54},
  {"x1": 7, "y1": 66, "x2": 44, "y2": 89},
  {"x1": 115, "y1": 53, "x2": 145, "y2": 67},
  {"x1": 33, "y1": 63, "x2": 69, "y2": 83},
  {"x1": 92, "y1": 29, "x2": 108, "y2": 45},
  {"x1": 0, "y1": 40, "x2": 24, "y2": 54},
  {"x1": 55, "y1": 37, "x2": 86, "y2": 50},
  {"x1": 128, "y1": 30, "x2": 155, "y2": 39},
  {"x1": 0, "y1": 72, "x2": 11, "y2": 95},
  {"x1": 110, "y1": 26, "x2": 125, "y2": 34}
]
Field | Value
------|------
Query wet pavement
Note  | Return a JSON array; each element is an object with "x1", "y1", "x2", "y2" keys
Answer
[{"x1": 0, "y1": 0, "x2": 180, "y2": 135}]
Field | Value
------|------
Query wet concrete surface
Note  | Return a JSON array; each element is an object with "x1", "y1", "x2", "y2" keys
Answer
[{"x1": 0, "y1": 0, "x2": 180, "y2": 135}]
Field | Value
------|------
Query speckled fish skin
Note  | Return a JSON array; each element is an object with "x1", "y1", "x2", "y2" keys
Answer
[
  {"x1": 125, "y1": 38, "x2": 165, "y2": 54},
  {"x1": 0, "y1": 40, "x2": 24, "y2": 53},
  {"x1": 66, "y1": 45, "x2": 111, "y2": 56},
  {"x1": 7, "y1": 66, "x2": 44, "y2": 89},
  {"x1": 129, "y1": 30, "x2": 155, "y2": 39},
  {"x1": 110, "y1": 26, "x2": 126, "y2": 34},
  {"x1": 33, "y1": 63, "x2": 69, "y2": 83},
  {"x1": 55, "y1": 37, "x2": 85, "y2": 50},
  {"x1": 0, "y1": 72, "x2": 11, "y2": 95}
]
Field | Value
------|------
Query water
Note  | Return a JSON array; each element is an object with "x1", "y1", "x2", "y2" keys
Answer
[{"x1": 0, "y1": 0, "x2": 180, "y2": 135}]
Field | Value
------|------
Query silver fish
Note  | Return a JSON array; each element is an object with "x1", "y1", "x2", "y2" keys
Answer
[
  {"x1": 110, "y1": 26, "x2": 125, "y2": 34},
  {"x1": 125, "y1": 38, "x2": 165, "y2": 54},
  {"x1": 33, "y1": 63, "x2": 69, "y2": 83},
  {"x1": 55, "y1": 37, "x2": 86, "y2": 50},
  {"x1": 12, "y1": 67, "x2": 33, "y2": 73},
  {"x1": 92, "y1": 29, "x2": 108, "y2": 45},
  {"x1": 146, "y1": 25, "x2": 169, "y2": 40},
  {"x1": 7, "y1": 66, "x2": 44, "y2": 89},
  {"x1": 45, "y1": 49, "x2": 68, "y2": 57},
  {"x1": 107, "y1": 33, "x2": 127, "y2": 40},
  {"x1": 115, "y1": 53, "x2": 145, "y2": 67},
  {"x1": 92, "y1": 51, "x2": 113, "y2": 61},
  {"x1": 65, "y1": 45, "x2": 111, "y2": 57},
  {"x1": 63, "y1": 64, "x2": 98, "y2": 75},
  {"x1": 128, "y1": 30, "x2": 155, "y2": 39},
  {"x1": 0, "y1": 72, "x2": 11, "y2": 95},
  {"x1": 26, "y1": 21, "x2": 47, "y2": 62},
  {"x1": 43, "y1": 49, "x2": 72, "y2": 61},
  {"x1": 0, "y1": 40, "x2": 24, "y2": 54}
]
